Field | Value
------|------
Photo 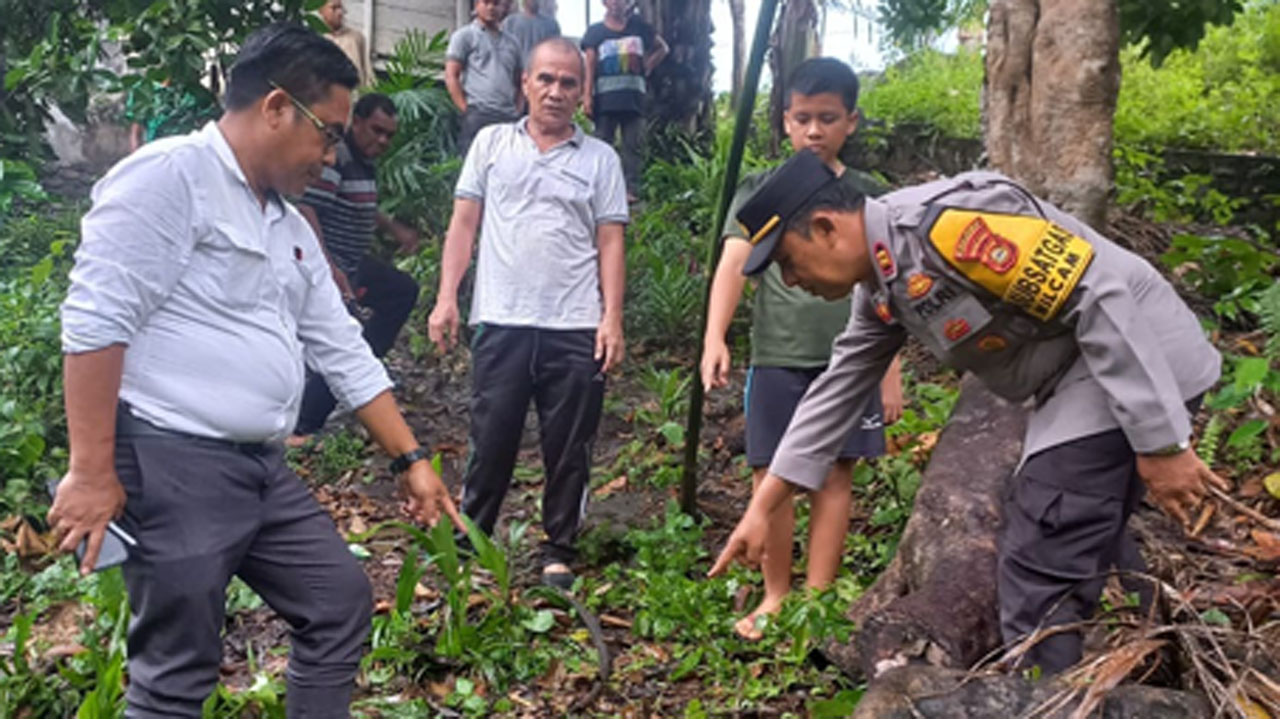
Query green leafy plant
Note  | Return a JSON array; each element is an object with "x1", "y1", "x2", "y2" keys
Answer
[
  {"x1": 0, "y1": 160, "x2": 47, "y2": 219},
  {"x1": 372, "y1": 30, "x2": 460, "y2": 237},
  {"x1": 1160, "y1": 231, "x2": 1278, "y2": 324},
  {"x1": 859, "y1": 48, "x2": 983, "y2": 140}
]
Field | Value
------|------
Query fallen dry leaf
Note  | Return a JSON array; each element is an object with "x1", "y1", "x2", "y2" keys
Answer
[
  {"x1": 1068, "y1": 639, "x2": 1166, "y2": 719},
  {"x1": 593, "y1": 475, "x2": 628, "y2": 498},
  {"x1": 1246, "y1": 529, "x2": 1280, "y2": 561},
  {"x1": 1242, "y1": 476, "x2": 1267, "y2": 499},
  {"x1": 43, "y1": 643, "x2": 87, "y2": 660},
  {"x1": 599, "y1": 614, "x2": 633, "y2": 629},
  {"x1": 15, "y1": 519, "x2": 52, "y2": 557},
  {"x1": 1236, "y1": 695, "x2": 1270, "y2": 719},
  {"x1": 347, "y1": 515, "x2": 368, "y2": 537},
  {"x1": 428, "y1": 680, "x2": 451, "y2": 698},
  {"x1": 1191, "y1": 502, "x2": 1216, "y2": 538},
  {"x1": 1264, "y1": 473, "x2": 1280, "y2": 501},
  {"x1": 643, "y1": 643, "x2": 670, "y2": 663},
  {"x1": 413, "y1": 581, "x2": 438, "y2": 600},
  {"x1": 1235, "y1": 337, "x2": 1262, "y2": 356}
]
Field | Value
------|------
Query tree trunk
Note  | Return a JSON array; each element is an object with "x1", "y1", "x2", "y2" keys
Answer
[
  {"x1": 824, "y1": 376, "x2": 1029, "y2": 679},
  {"x1": 728, "y1": 0, "x2": 746, "y2": 107},
  {"x1": 768, "y1": 0, "x2": 819, "y2": 154},
  {"x1": 640, "y1": 0, "x2": 714, "y2": 134},
  {"x1": 984, "y1": 0, "x2": 1120, "y2": 230}
]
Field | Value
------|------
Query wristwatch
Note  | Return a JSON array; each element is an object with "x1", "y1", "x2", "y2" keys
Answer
[
  {"x1": 1143, "y1": 439, "x2": 1191, "y2": 457},
  {"x1": 390, "y1": 447, "x2": 431, "y2": 474}
]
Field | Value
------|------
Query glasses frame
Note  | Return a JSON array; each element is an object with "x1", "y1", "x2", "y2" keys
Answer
[{"x1": 268, "y1": 80, "x2": 344, "y2": 149}]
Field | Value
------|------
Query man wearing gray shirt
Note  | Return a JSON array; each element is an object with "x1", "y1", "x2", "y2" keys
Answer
[
  {"x1": 50, "y1": 25, "x2": 460, "y2": 718},
  {"x1": 502, "y1": 0, "x2": 561, "y2": 59},
  {"x1": 446, "y1": 0, "x2": 524, "y2": 156},
  {"x1": 429, "y1": 37, "x2": 628, "y2": 589}
]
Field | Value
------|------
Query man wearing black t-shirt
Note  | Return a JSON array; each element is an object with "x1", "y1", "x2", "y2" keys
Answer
[{"x1": 582, "y1": 0, "x2": 668, "y2": 202}]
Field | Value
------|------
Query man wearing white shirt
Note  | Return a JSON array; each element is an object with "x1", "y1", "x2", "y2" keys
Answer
[
  {"x1": 49, "y1": 24, "x2": 460, "y2": 719},
  {"x1": 428, "y1": 37, "x2": 627, "y2": 589}
]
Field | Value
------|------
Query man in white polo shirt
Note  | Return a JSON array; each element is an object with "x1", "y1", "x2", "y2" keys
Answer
[
  {"x1": 429, "y1": 36, "x2": 627, "y2": 589},
  {"x1": 51, "y1": 24, "x2": 460, "y2": 718}
]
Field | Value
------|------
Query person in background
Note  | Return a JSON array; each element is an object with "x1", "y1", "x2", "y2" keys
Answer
[
  {"x1": 581, "y1": 0, "x2": 668, "y2": 203},
  {"x1": 702, "y1": 57, "x2": 903, "y2": 639},
  {"x1": 428, "y1": 38, "x2": 627, "y2": 590},
  {"x1": 446, "y1": 0, "x2": 524, "y2": 156},
  {"x1": 290, "y1": 92, "x2": 422, "y2": 445},
  {"x1": 502, "y1": 0, "x2": 562, "y2": 61},
  {"x1": 52, "y1": 24, "x2": 459, "y2": 718},
  {"x1": 319, "y1": 0, "x2": 373, "y2": 87}
]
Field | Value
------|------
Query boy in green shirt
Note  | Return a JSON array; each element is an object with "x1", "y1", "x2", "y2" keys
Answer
[{"x1": 702, "y1": 58, "x2": 903, "y2": 639}]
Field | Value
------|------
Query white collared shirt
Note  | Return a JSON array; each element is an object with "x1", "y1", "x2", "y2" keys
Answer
[
  {"x1": 455, "y1": 118, "x2": 628, "y2": 329},
  {"x1": 61, "y1": 123, "x2": 391, "y2": 441}
]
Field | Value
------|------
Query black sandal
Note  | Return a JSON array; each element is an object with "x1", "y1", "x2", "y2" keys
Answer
[{"x1": 541, "y1": 566, "x2": 575, "y2": 590}]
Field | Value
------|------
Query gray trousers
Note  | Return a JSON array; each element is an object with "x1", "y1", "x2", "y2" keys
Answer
[
  {"x1": 998, "y1": 400, "x2": 1196, "y2": 674},
  {"x1": 458, "y1": 106, "x2": 519, "y2": 159},
  {"x1": 593, "y1": 111, "x2": 643, "y2": 195},
  {"x1": 114, "y1": 409, "x2": 372, "y2": 719},
  {"x1": 460, "y1": 325, "x2": 605, "y2": 565}
]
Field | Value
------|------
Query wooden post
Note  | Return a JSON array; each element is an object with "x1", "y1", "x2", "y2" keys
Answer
[{"x1": 677, "y1": 0, "x2": 781, "y2": 517}]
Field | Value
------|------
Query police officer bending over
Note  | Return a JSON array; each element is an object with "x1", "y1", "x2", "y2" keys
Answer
[{"x1": 708, "y1": 150, "x2": 1227, "y2": 674}]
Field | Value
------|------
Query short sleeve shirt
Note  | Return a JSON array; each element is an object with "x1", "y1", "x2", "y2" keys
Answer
[
  {"x1": 725, "y1": 167, "x2": 890, "y2": 368},
  {"x1": 581, "y1": 16, "x2": 657, "y2": 115},
  {"x1": 446, "y1": 21, "x2": 523, "y2": 116},
  {"x1": 501, "y1": 12, "x2": 561, "y2": 59},
  {"x1": 298, "y1": 137, "x2": 377, "y2": 278},
  {"x1": 455, "y1": 120, "x2": 629, "y2": 329}
]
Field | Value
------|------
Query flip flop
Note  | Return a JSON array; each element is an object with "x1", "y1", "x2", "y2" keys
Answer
[{"x1": 542, "y1": 565, "x2": 575, "y2": 590}]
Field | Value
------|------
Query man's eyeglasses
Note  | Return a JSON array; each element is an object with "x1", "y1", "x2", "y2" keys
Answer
[{"x1": 269, "y1": 80, "x2": 344, "y2": 149}]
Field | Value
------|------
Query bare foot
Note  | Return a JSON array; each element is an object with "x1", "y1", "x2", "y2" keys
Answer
[
  {"x1": 285, "y1": 434, "x2": 311, "y2": 449},
  {"x1": 733, "y1": 595, "x2": 785, "y2": 641}
]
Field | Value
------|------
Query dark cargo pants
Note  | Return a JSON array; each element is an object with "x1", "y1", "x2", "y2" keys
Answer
[
  {"x1": 998, "y1": 398, "x2": 1199, "y2": 674},
  {"x1": 460, "y1": 325, "x2": 605, "y2": 566},
  {"x1": 114, "y1": 409, "x2": 372, "y2": 718},
  {"x1": 593, "y1": 111, "x2": 643, "y2": 196}
]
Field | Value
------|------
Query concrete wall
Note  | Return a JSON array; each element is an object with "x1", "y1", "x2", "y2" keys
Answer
[{"x1": 344, "y1": 0, "x2": 464, "y2": 64}]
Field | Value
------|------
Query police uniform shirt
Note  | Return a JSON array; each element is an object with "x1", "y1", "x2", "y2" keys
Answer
[{"x1": 769, "y1": 171, "x2": 1221, "y2": 491}]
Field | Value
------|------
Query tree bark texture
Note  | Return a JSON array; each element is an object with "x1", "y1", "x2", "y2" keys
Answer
[
  {"x1": 984, "y1": 0, "x2": 1120, "y2": 230},
  {"x1": 853, "y1": 666, "x2": 1212, "y2": 719},
  {"x1": 637, "y1": 0, "x2": 714, "y2": 133},
  {"x1": 824, "y1": 376, "x2": 1029, "y2": 679},
  {"x1": 767, "y1": 0, "x2": 819, "y2": 154}
]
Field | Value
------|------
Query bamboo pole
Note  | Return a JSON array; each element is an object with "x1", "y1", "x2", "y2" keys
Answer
[{"x1": 678, "y1": 0, "x2": 781, "y2": 517}]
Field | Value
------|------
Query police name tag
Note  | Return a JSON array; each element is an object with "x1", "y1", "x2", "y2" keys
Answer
[{"x1": 927, "y1": 209, "x2": 1095, "y2": 322}]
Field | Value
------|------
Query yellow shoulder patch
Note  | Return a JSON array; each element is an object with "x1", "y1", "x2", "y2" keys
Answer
[{"x1": 928, "y1": 209, "x2": 1094, "y2": 322}]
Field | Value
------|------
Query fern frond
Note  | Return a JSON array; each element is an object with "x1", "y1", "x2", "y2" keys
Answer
[{"x1": 1258, "y1": 281, "x2": 1280, "y2": 360}]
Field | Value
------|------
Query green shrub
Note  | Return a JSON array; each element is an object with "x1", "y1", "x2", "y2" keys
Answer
[
  {"x1": 1116, "y1": 2, "x2": 1280, "y2": 154},
  {"x1": 0, "y1": 207, "x2": 79, "y2": 505},
  {"x1": 859, "y1": 48, "x2": 984, "y2": 139},
  {"x1": 373, "y1": 29, "x2": 462, "y2": 238}
]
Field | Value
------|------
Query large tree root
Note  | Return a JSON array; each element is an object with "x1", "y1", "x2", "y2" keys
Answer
[
  {"x1": 852, "y1": 665, "x2": 1211, "y2": 719},
  {"x1": 826, "y1": 376, "x2": 1029, "y2": 679}
]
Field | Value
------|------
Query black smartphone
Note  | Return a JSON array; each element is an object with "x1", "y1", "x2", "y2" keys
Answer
[{"x1": 46, "y1": 480, "x2": 136, "y2": 572}]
